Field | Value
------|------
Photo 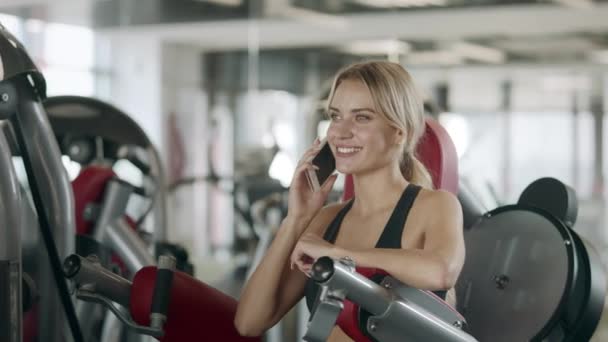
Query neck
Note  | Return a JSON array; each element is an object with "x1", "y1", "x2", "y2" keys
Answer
[{"x1": 350, "y1": 162, "x2": 409, "y2": 216}]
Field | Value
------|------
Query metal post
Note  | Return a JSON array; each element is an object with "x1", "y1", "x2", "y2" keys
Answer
[
  {"x1": 572, "y1": 89, "x2": 580, "y2": 190},
  {"x1": 0, "y1": 122, "x2": 23, "y2": 342},
  {"x1": 501, "y1": 80, "x2": 513, "y2": 201},
  {"x1": 591, "y1": 74, "x2": 605, "y2": 200},
  {"x1": 9, "y1": 78, "x2": 78, "y2": 342}
]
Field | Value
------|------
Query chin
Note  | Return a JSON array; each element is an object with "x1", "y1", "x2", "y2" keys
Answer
[
  {"x1": 336, "y1": 163, "x2": 361, "y2": 175},
  {"x1": 335, "y1": 164, "x2": 350, "y2": 174}
]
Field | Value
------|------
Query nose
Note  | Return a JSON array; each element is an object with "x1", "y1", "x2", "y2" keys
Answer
[{"x1": 328, "y1": 119, "x2": 354, "y2": 140}]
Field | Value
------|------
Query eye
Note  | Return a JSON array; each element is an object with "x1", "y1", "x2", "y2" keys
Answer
[
  {"x1": 328, "y1": 112, "x2": 340, "y2": 121},
  {"x1": 356, "y1": 114, "x2": 371, "y2": 122}
]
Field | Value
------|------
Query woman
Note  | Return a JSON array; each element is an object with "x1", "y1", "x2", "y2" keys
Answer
[{"x1": 235, "y1": 61, "x2": 465, "y2": 341}]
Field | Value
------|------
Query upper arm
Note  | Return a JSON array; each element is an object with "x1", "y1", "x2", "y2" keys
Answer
[
  {"x1": 421, "y1": 191, "x2": 465, "y2": 276},
  {"x1": 268, "y1": 204, "x2": 344, "y2": 325}
]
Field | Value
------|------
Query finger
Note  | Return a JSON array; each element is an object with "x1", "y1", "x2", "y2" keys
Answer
[
  {"x1": 306, "y1": 140, "x2": 325, "y2": 155},
  {"x1": 297, "y1": 147, "x2": 323, "y2": 168},
  {"x1": 301, "y1": 262, "x2": 313, "y2": 275},
  {"x1": 294, "y1": 259, "x2": 308, "y2": 273},
  {"x1": 303, "y1": 265, "x2": 313, "y2": 276},
  {"x1": 293, "y1": 162, "x2": 316, "y2": 179},
  {"x1": 290, "y1": 248, "x2": 301, "y2": 266},
  {"x1": 294, "y1": 162, "x2": 322, "y2": 181}
]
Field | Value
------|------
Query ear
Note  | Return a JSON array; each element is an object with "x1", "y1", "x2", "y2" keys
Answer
[{"x1": 393, "y1": 127, "x2": 405, "y2": 145}]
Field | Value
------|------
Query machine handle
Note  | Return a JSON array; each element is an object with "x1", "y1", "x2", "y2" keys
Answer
[
  {"x1": 311, "y1": 256, "x2": 335, "y2": 283},
  {"x1": 149, "y1": 255, "x2": 176, "y2": 331},
  {"x1": 76, "y1": 291, "x2": 163, "y2": 338},
  {"x1": 63, "y1": 254, "x2": 132, "y2": 308}
]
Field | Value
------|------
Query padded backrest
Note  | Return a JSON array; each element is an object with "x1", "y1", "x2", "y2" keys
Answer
[
  {"x1": 72, "y1": 166, "x2": 116, "y2": 235},
  {"x1": 342, "y1": 116, "x2": 459, "y2": 201}
]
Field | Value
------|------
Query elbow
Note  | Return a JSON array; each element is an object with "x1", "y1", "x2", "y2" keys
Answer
[
  {"x1": 440, "y1": 272, "x2": 457, "y2": 290},
  {"x1": 234, "y1": 313, "x2": 263, "y2": 337},
  {"x1": 437, "y1": 261, "x2": 461, "y2": 290}
]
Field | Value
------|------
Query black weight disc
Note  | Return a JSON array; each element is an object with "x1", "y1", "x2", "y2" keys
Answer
[
  {"x1": 518, "y1": 177, "x2": 578, "y2": 228},
  {"x1": 456, "y1": 205, "x2": 577, "y2": 342}
]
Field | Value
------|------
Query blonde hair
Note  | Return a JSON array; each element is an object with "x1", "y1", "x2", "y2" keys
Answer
[{"x1": 327, "y1": 61, "x2": 433, "y2": 188}]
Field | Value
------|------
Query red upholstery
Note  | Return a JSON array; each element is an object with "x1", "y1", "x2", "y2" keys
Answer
[
  {"x1": 72, "y1": 166, "x2": 138, "y2": 277},
  {"x1": 338, "y1": 116, "x2": 460, "y2": 341},
  {"x1": 417, "y1": 117, "x2": 459, "y2": 195},
  {"x1": 23, "y1": 304, "x2": 38, "y2": 342},
  {"x1": 130, "y1": 267, "x2": 260, "y2": 342},
  {"x1": 72, "y1": 166, "x2": 117, "y2": 235},
  {"x1": 335, "y1": 268, "x2": 382, "y2": 342},
  {"x1": 342, "y1": 116, "x2": 459, "y2": 202}
]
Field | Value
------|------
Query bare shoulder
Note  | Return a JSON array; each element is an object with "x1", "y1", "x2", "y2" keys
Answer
[
  {"x1": 415, "y1": 188, "x2": 462, "y2": 223},
  {"x1": 305, "y1": 202, "x2": 350, "y2": 236},
  {"x1": 417, "y1": 188, "x2": 460, "y2": 209}
]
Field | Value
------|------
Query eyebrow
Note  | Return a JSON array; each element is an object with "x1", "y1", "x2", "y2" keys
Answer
[{"x1": 328, "y1": 106, "x2": 377, "y2": 114}]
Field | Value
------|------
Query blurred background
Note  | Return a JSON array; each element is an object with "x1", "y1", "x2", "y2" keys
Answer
[{"x1": 1, "y1": 0, "x2": 608, "y2": 340}]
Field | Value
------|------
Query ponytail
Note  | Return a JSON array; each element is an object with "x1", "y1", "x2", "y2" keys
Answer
[{"x1": 400, "y1": 153, "x2": 434, "y2": 189}]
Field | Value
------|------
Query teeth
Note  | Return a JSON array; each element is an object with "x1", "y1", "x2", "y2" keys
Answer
[{"x1": 337, "y1": 147, "x2": 362, "y2": 154}]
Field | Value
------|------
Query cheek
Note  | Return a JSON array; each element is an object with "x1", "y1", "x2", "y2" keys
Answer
[
  {"x1": 362, "y1": 130, "x2": 400, "y2": 161},
  {"x1": 326, "y1": 124, "x2": 338, "y2": 138},
  {"x1": 358, "y1": 127, "x2": 388, "y2": 150}
]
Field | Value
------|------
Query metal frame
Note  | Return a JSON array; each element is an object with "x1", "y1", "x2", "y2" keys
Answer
[{"x1": 0, "y1": 122, "x2": 23, "y2": 342}]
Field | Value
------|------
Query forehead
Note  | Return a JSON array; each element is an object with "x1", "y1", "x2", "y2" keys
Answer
[{"x1": 329, "y1": 78, "x2": 375, "y2": 111}]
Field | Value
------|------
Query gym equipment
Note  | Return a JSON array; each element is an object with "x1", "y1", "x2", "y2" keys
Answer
[
  {"x1": 0, "y1": 25, "x2": 175, "y2": 342},
  {"x1": 64, "y1": 253, "x2": 260, "y2": 342},
  {"x1": 45, "y1": 95, "x2": 196, "y2": 342},
  {"x1": 455, "y1": 177, "x2": 606, "y2": 341},
  {"x1": 305, "y1": 257, "x2": 475, "y2": 342},
  {"x1": 44, "y1": 95, "x2": 168, "y2": 245},
  {"x1": 45, "y1": 95, "x2": 197, "y2": 274},
  {"x1": 0, "y1": 120, "x2": 25, "y2": 342},
  {"x1": 0, "y1": 23, "x2": 82, "y2": 341},
  {"x1": 0, "y1": 24, "x2": 258, "y2": 342}
]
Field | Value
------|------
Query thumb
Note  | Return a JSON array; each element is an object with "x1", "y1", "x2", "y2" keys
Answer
[{"x1": 320, "y1": 174, "x2": 339, "y2": 196}]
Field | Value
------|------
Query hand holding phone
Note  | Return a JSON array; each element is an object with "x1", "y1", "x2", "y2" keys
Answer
[{"x1": 305, "y1": 138, "x2": 336, "y2": 192}]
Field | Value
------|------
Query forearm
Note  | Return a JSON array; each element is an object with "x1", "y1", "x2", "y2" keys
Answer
[
  {"x1": 235, "y1": 215, "x2": 310, "y2": 334},
  {"x1": 329, "y1": 247, "x2": 458, "y2": 290}
]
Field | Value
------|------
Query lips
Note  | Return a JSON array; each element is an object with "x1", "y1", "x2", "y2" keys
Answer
[{"x1": 335, "y1": 145, "x2": 362, "y2": 157}]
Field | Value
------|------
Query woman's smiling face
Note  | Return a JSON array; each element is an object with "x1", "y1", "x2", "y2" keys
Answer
[{"x1": 326, "y1": 78, "x2": 403, "y2": 176}]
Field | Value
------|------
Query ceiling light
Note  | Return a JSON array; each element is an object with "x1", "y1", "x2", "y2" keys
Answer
[
  {"x1": 405, "y1": 50, "x2": 462, "y2": 65},
  {"x1": 195, "y1": 0, "x2": 242, "y2": 7},
  {"x1": 339, "y1": 39, "x2": 411, "y2": 56},
  {"x1": 589, "y1": 50, "x2": 608, "y2": 64},
  {"x1": 551, "y1": 0, "x2": 594, "y2": 9},
  {"x1": 449, "y1": 41, "x2": 506, "y2": 64},
  {"x1": 352, "y1": 0, "x2": 448, "y2": 8}
]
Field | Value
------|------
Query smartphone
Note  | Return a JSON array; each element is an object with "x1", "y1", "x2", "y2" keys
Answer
[{"x1": 305, "y1": 139, "x2": 336, "y2": 192}]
